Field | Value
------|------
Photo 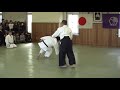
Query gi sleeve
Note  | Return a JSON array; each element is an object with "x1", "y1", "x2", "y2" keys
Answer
[
  {"x1": 69, "y1": 29, "x2": 73, "y2": 40},
  {"x1": 40, "y1": 36, "x2": 47, "y2": 41},
  {"x1": 5, "y1": 35, "x2": 9, "y2": 45},
  {"x1": 52, "y1": 28, "x2": 61, "y2": 38}
]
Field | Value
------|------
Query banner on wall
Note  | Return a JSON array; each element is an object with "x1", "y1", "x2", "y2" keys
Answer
[
  {"x1": 102, "y1": 14, "x2": 120, "y2": 29},
  {"x1": 79, "y1": 14, "x2": 93, "y2": 29}
]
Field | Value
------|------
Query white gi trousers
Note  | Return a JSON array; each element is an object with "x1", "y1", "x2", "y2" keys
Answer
[
  {"x1": 6, "y1": 43, "x2": 17, "y2": 48},
  {"x1": 38, "y1": 42, "x2": 52, "y2": 57}
]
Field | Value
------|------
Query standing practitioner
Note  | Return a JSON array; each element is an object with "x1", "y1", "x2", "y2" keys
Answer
[{"x1": 52, "y1": 20, "x2": 76, "y2": 68}]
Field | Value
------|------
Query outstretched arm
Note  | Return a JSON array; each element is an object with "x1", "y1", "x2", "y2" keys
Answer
[
  {"x1": 40, "y1": 36, "x2": 46, "y2": 40},
  {"x1": 5, "y1": 36, "x2": 9, "y2": 44},
  {"x1": 69, "y1": 29, "x2": 73, "y2": 40},
  {"x1": 52, "y1": 28, "x2": 60, "y2": 38}
]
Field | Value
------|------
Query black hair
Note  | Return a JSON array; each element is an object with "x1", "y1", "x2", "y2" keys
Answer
[{"x1": 61, "y1": 20, "x2": 67, "y2": 25}]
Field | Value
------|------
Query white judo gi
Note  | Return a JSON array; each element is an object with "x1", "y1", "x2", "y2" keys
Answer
[
  {"x1": 38, "y1": 36, "x2": 59, "y2": 58},
  {"x1": 5, "y1": 34, "x2": 17, "y2": 48}
]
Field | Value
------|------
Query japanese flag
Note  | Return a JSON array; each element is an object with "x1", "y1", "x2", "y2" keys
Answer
[{"x1": 79, "y1": 14, "x2": 93, "y2": 29}]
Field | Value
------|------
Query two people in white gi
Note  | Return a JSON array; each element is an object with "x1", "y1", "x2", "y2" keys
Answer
[
  {"x1": 37, "y1": 36, "x2": 59, "y2": 58},
  {"x1": 5, "y1": 31, "x2": 17, "y2": 48}
]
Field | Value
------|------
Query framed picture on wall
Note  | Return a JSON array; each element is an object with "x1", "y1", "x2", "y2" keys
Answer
[{"x1": 93, "y1": 12, "x2": 102, "y2": 23}]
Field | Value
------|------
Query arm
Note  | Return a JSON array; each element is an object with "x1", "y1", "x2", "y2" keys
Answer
[
  {"x1": 5, "y1": 35, "x2": 9, "y2": 45},
  {"x1": 69, "y1": 29, "x2": 73, "y2": 40},
  {"x1": 40, "y1": 36, "x2": 47, "y2": 41},
  {"x1": 52, "y1": 28, "x2": 60, "y2": 38}
]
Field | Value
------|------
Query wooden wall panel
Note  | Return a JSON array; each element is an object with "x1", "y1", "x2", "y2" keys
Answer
[
  {"x1": 32, "y1": 23, "x2": 36, "y2": 42},
  {"x1": 72, "y1": 36, "x2": 76, "y2": 44},
  {"x1": 88, "y1": 29, "x2": 92, "y2": 45},
  {"x1": 111, "y1": 29, "x2": 118, "y2": 47},
  {"x1": 86, "y1": 29, "x2": 89, "y2": 45},
  {"x1": 88, "y1": 29, "x2": 93, "y2": 46},
  {"x1": 91, "y1": 24, "x2": 97, "y2": 46},
  {"x1": 32, "y1": 23, "x2": 58, "y2": 42},
  {"x1": 82, "y1": 29, "x2": 86, "y2": 45},
  {"x1": 103, "y1": 28, "x2": 109, "y2": 47},
  {"x1": 79, "y1": 29, "x2": 83, "y2": 45},
  {"x1": 76, "y1": 36, "x2": 80, "y2": 44},
  {"x1": 117, "y1": 38, "x2": 120, "y2": 47},
  {"x1": 97, "y1": 24, "x2": 103, "y2": 46},
  {"x1": 32, "y1": 23, "x2": 119, "y2": 47}
]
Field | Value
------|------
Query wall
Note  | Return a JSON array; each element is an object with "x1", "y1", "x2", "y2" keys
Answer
[
  {"x1": 32, "y1": 23, "x2": 58, "y2": 42},
  {"x1": 73, "y1": 23, "x2": 120, "y2": 47},
  {"x1": 32, "y1": 12, "x2": 63, "y2": 42},
  {"x1": 0, "y1": 12, "x2": 2, "y2": 23},
  {"x1": 2, "y1": 12, "x2": 27, "y2": 22},
  {"x1": 32, "y1": 12, "x2": 63, "y2": 23},
  {"x1": 71, "y1": 12, "x2": 120, "y2": 47},
  {"x1": 32, "y1": 12, "x2": 120, "y2": 47}
]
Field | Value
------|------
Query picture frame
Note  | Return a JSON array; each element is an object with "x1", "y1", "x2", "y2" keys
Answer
[{"x1": 93, "y1": 12, "x2": 102, "y2": 23}]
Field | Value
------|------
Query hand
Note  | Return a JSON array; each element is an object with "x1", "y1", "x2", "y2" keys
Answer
[{"x1": 40, "y1": 39, "x2": 42, "y2": 42}]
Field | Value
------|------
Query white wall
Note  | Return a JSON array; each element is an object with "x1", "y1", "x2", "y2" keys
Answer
[
  {"x1": 2, "y1": 12, "x2": 27, "y2": 22},
  {"x1": 32, "y1": 12, "x2": 63, "y2": 23},
  {"x1": 63, "y1": 12, "x2": 67, "y2": 20},
  {"x1": 0, "y1": 13, "x2": 2, "y2": 23}
]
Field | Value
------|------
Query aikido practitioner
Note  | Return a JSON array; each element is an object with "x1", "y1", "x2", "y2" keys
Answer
[
  {"x1": 37, "y1": 36, "x2": 59, "y2": 59},
  {"x1": 5, "y1": 31, "x2": 17, "y2": 48},
  {"x1": 52, "y1": 20, "x2": 76, "y2": 68}
]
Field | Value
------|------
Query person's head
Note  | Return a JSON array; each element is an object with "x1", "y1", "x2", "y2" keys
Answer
[
  {"x1": 5, "y1": 20, "x2": 8, "y2": 22},
  {"x1": 8, "y1": 31, "x2": 12, "y2": 35},
  {"x1": 16, "y1": 33, "x2": 19, "y2": 35},
  {"x1": 21, "y1": 22, "x2": 24, "y2": 25},
  {"x1": 10, "y1": 20, "x2": 12, "y2": 22},
  {"x1": 60, "y1": 20, "x2": 67, "y2": 27}
]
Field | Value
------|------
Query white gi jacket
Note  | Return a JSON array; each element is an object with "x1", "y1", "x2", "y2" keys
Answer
[
  {"x1": 38, "y1": 36, "x2": 59, "y2": 55},
  {"x1": 5, "y1": 35, "x2": 17, "y2": 48},
  {"x1": 52, "y1": 25, "x2": 73, "y2": 40},
  {"x1": 5, "y1": 35, "x2": 14, "y2": 44}
]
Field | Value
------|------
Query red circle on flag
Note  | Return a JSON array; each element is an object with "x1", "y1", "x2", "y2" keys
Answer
[{"x1": 78, "y1": 17, "x2": 86, "y2": 25}]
